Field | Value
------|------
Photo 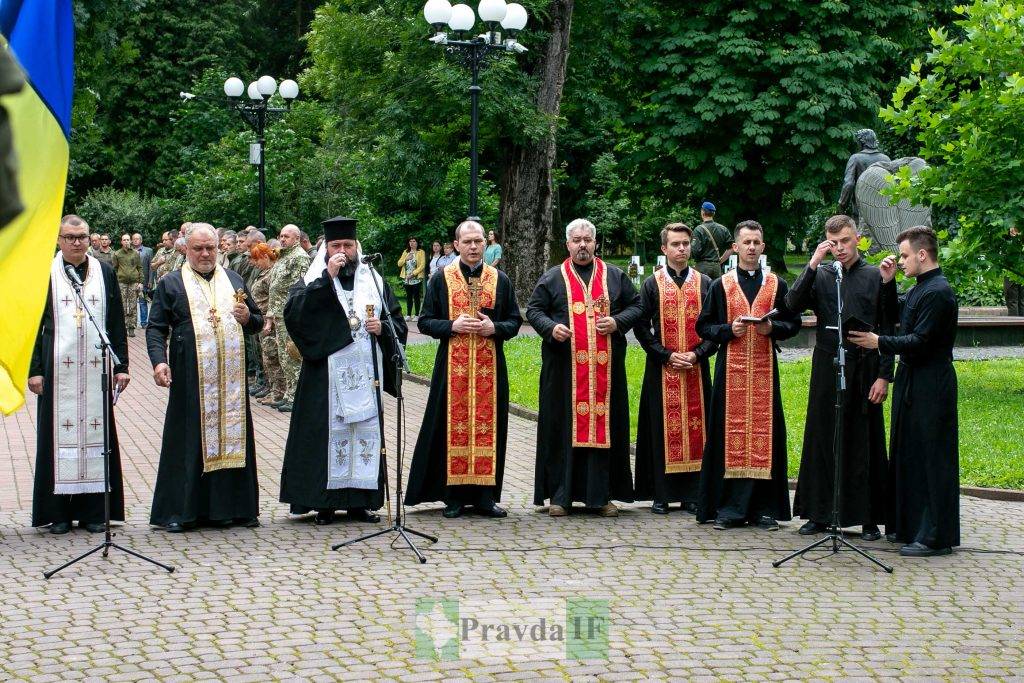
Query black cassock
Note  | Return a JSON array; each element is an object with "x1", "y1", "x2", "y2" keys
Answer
[
  {"x1": 280, "y1": 268, "x2": 407, "y2": 514},
  {"x1": 405, "y1": 262, "x2": 522, "y2": 508},
  {"x1": 878, "y1": 267, "x2": 960, "y2": 548},
  {"x1": 30, "y1": 259, "x2": 127, "y2": 527},
  {"x1": 634, "y1": 266, "x2": 717, "y2": 505},
  {"x1": 786, "y1": 258, "x2": 895, "y2": 527},
  {"x1": 526, "y1": 260, "x2": 642, "y2": 508},
  {"x1": 146, "y1": 269, "x2": 263, "y2": 526},
  {"x1": 695, "y1": 269, "x2": 802, "y2": 523}
]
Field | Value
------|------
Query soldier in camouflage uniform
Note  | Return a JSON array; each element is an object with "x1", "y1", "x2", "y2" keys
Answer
[
  {"x1": 249, "y1": 244, "x2": 287, "y2": 405},
  {"x1": 267, "y1": 225, "x2": 310, "y2": 412}
]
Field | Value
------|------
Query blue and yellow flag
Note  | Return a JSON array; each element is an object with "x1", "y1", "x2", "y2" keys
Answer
[{"x1": 0, "y1": 0, "x2": 73, "y2": 414}]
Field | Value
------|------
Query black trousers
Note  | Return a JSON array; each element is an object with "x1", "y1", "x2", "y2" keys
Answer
[
  {"x1": 1005, "y1": 277, "x2": 1023, "y2": 316},
  {"x1": 404, "y1": 282, "x2": 423, "y2": 316}
]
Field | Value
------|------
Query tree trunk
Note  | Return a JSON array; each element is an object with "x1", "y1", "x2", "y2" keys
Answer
[{"x1": 500, "y1": 0, "x2": 574, "y2": 304}]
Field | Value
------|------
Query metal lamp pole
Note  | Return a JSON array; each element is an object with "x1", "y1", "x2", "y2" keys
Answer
[{"x1": 423, "y1": 0, "x2": 529, "y2": 221}]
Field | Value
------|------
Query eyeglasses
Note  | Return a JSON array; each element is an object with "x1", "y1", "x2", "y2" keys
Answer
[{"x1": 60, "y1": 235, "x2": 89, "y2": 244}]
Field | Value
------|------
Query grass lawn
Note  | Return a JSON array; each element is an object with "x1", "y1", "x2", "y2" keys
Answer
[{"x1": 407, "y1": 337, "x2": 1024, "y2": 490}]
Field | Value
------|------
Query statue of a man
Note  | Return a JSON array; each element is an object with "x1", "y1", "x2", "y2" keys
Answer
[{"x1": 838, "y1": 129, "x2": 890, "y2": 217}]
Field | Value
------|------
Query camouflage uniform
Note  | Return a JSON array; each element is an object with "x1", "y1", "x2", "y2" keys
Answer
[
  {"x1": 111, "y1": 247, "x2": 142, "y2": 334},
  {"x1": 152, "y1": 246, "x2": 174, "y2": 282},
  {"x1": 251, "y1": 267, "x2": 285, "y2": 401},
  {"x1": 268, "y1": 244, "x2": 310, "y2": 403}
]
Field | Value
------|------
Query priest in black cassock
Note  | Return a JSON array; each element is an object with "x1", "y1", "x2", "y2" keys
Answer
[
  {"x1": 526, "y1": 218, "x2": 643, "y2": 517},
  {"x1": 28, "y1": 215, "x2": 129, "y2": 534},
  {"x1": 850, "y1": 226, "x2": 960, "y2": 557},
  {"x1": 695, "y1": 220, "x2": 802, "y2": 530},
  {"x1": 280, "y1": 216, "x2": 407, "y2": 525},
  {"x1": 404, "y1": 221, "x2": 522, "y2": 518},
  {"x1": 634, "y1": 223, "x2": 716, "y2": 515},
  {"x1": 786, "y1": 214, "x2": 895, "y2": 541},
  {"x1": 147, "y1": 224, "x2": 263, "y2": 532}
]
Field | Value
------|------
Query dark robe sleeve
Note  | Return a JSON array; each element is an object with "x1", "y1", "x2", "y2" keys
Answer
[
  {"x1": 611, "y1": 269, "x2": 643, "y2": 334},
  {"x1": 769, "y1": 278, "x2": 802, "y2": 342},
  {"x1": 694, "y1": 275, "x2": 719, "y2": 361},
  {"x1": 876, "y1": 279, "x2": 896, "y2": 381},
  {"x1": 283, "y1": 273, "x2": 354, "y2": 361},
  {"x1": 491, "y1": 273, "x2": 522, "y2": 341},
  {"x1": 635, "y1": 277, "x2": 671, "y2": 365},
  {"x1": 695, "y1": 279, "x2": 734, "y2": 344},
  {"x1": 785, "y1": 264, "x2": 818, "y2": 314},
  {"x1": 416, "y1": 273, "x2": 453, "y2": 339},
  {"x1": 101, "y1": 262, "x2": 129, "y2": 374},
  {"x1": 29, "y1": 287, "x2": 51, "y2": 377},
  {"x1": 525, "y1": 271, "x2": 560, "y2": 341},
  {"x1": 236, "y1": 277, "x2": 263, "y2": 335},
  {"x1": 877, "y1": 289, "x2": 954, "y2": 356},
  {"x1": 145, "y1": 277, "x2": 172, "y2": 368}
]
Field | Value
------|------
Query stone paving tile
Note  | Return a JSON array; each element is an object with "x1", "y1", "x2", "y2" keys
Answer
[{"x1": 0, "y1": 334, "x2": 1023, "y2": 680}]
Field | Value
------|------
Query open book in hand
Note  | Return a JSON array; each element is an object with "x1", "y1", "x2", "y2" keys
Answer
[
  {"x1": 841, "y1": 314, "x2": 874, "y2": 336},
  {"x1": 740, "y1": 308, "x2": 778, "y2": 324}
]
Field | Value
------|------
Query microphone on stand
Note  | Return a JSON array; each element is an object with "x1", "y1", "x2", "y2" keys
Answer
[
  {"x1": 360, "y1": 253, "x2": 383, "y2": 265},
  {"x1": 832, "y1": 261, "x2": 844, "y2": 281},
  {"x1": 65, "y1": 265, "x2": 84, "y2": 287}
]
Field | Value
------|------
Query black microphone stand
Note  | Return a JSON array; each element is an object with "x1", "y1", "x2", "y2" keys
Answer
[
  {"x1": 45, "y1": 269, "x2": 175, "y2": 578},
  {"x1": 773, "y1": 263, "x2": 893, "y2": 572},
  {"x1": 332, "y1": 260, "x2": 437, "y2": 563}
]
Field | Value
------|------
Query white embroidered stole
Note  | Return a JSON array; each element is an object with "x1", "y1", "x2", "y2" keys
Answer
[
  {"x1": 181, "y1": 263, "x2": 247, "y2": 472},
  {"x1": 50, "y1": 255, "x2": 108, "y2": 494}
]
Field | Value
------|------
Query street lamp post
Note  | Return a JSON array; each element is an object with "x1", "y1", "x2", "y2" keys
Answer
[
  {"x1": 423, "y1": 0, "x2": 529, "y2": 221},
  {"x1": 222, "y1": 75, "x2": 299, "y2": 235}
]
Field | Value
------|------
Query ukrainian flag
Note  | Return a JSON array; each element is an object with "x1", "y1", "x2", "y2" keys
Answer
[{"x1": 0, "y1": 0, "x2": 73, "y2": 414}]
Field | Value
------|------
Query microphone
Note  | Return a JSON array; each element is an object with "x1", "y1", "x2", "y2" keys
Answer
[
  {"x1": 360, "y1": 253, "x2": 382, "y2": 264},
  {"x1": 832, "y1": 261, "x2": 844, "y2": 281},
  {"x1": 65, "y1": 265, "x2": 84, "y2": 287}
]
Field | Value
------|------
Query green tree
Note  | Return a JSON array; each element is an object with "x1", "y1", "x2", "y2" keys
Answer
[{"x1": 881, "y1": 0, "x2": 1024, "y2": 279}]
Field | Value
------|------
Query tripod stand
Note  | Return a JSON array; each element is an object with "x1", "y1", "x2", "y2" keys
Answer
[
  {"x1": 773, "y1": 262, "x2": 893, "y2": 573},
  {"x1": 45, "y1": 270, "x2": 175, "y2": 579},
  {"x1": 332, "y1": 261, "x2": 437, "y2": 563}
]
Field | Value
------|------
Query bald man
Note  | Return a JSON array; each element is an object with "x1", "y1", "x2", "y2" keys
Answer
[
  {"x1": 266, "y1": 224, "x2": 310, "y2": 412},
  {"x1": 146, "y1": 224, "x2": 264, "y2": 532}
]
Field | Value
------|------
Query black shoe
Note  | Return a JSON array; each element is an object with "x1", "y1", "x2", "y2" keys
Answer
[
  {"x1": 347, "y1": 509, "x2": 381, "y2": 523},
  {"x1": 49, "y1": 521, "x2": 72, "y2": 535},
  {"x1": 885, "y1": 533, "x2": 900, "y2": 543},
  {"x1": 442, "y1": 504, "x2": 465, "y2": 519},
  {"x1": 651, "y1": 502, "x2": 670, "y2": 515},
  {"x1": 476, "y1": 504, "x2": 507, "y2": 518},
  {"x1": 210, "y1": 518, "x2": 234, "y2": 527},
  {"x1": 82, "y1": 522, "x2": 106, "y2": 533},
  {"x1": 755, "y1": 516, "x2": 780, "y2": 531},
  {"x1": 713, "y1": 517, "x2": 745, "y2": 530},
  {"x1": 681, "y1": 502, "x2": 698, "y2": 515},
  {"x1": 899, "y1": 542, "x2": 952, "y2": 558},
  {"x1": 798, "y1": 520, "x2": 828, "y2": 536},
  {"x1": 314, "y1": 510, "x2": 336, "y2": 525},
  {"x1": 277, "y1": 402, "x2": 293, "y2": 413},
  {"x1": 252, "y1": 386, "x2": 270, "y2": 398},
  {"x1": 165, "y1": 522, "x2": 186, "y2": 533},
  {"x1": 270, "y1": 398, "x2": 288, "y2": 408},
  {"x1": 861, "y1": 525, "x2": 882, "y2": 542},
  {"x1": 240, "y1": 518, "x2": 260, "y2": 528}
]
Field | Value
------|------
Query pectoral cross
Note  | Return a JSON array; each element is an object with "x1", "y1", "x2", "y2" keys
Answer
[
  {"x1": 594, "y1": 295, "x2": 610, "y2": 318},
  {"x1": 73, "y1": 307, "x2": 85, "y2": 328},
  {"x1": 233, "y1": 289, "x2": 247, "y2": 305},
  {"x1": 468, "y1": 277, "x2": 482, "y2": 317},
  {"x1": 208, "y1": 307, "x2": 221, "y2": 325}
]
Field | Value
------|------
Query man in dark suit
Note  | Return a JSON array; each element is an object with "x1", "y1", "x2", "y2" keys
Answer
[{"x1": 133, "y1": 232, "x2": 154, "y2": 327}]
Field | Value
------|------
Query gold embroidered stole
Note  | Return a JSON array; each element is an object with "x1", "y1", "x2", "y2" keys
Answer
[
  {"x1": 722, "y1": 270, "x2": 777, "y2": 479},
  {"x1": 50, "y1": 255, "x2": 107, "y2": 494},
  {"x1": 181, "y1": 264, "x2": 247, "y2": 472},
  {"x1": 657, "y1": 267, "x2": 706, "y2": 473},
  {"x1": 444, "y1": 261, "x2": 499, "y2": 485},
  {"x1": 562, "y1": 258, "x2": 611, "y2": 448}
]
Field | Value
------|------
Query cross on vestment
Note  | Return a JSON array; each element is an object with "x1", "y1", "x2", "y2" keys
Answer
[
  {"x1": 62, "y1": 419, "x2": 73, "y2": 431},
  {"x1": 468, "y1": 277, "x2": 482, "y2": 317},
  {"x1": 90, "y1": 357, "x2": 101, "y2": 369},
  {"x1": 62, "y1": 357, "x2": 74, "y2": 369},
  {"x1": 90, "y1": 418, "x2": 101, "y2": 430},
  {"x1": 60, "y1": 295, "x2": 72, "y2": 307},
  {"x1": 88, "y1": 295, "x2": 99, "y2": 307}
]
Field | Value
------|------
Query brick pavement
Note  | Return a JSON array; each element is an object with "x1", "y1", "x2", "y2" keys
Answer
[{"x1": 1, "y1": 334, "x2": 1023, "y2": 680}]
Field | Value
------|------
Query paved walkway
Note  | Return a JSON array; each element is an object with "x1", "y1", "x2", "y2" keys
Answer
[{"x1": 1, "y1": 335, "x2": 1023, "y2": 680}]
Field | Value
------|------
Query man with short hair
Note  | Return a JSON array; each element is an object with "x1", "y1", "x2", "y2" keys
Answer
[
  {"x1": 219, "y1": 230, "x2": 238, "y2": 269},
  {"x1": 132, "y1": 233, "x2": 153, "y2": 327},
  {"x1": 93, "y1": 234, "x2": 114, "y2": 267},
  {"x1": 405, "y1": 221, "x2": 523, "y2": 518},
  {"x1": 634, "y1": 223, "x2": 717, "y2": 514},
  {"x1": 527, "y1": 219, "x2": 643, "y2": 517},
  {"x1": 146, "y1": 223, "x2": 263, "y2": 532},
  {"x1": 690, "y1": 201, "x2": 733, "y2": 279},
  {"x1": 111, "y1": 233, "x2": 143, "y2": 337},
  {"x1": 280, "y1": 217, "x2": 408, "y2": 524},
  {"x1": 695, "y1": 220, "x2": 802, "y2": 530},
  {"x1": 28, "y1": 215, "x2": 129, "y2": 534},
  {"x1": 484, "y1": 229, "x2": 503, "y2": 269},
  {"x1": 153, "y1": 230, "x2": 177, "y2": 282},
  {"x1": 267, "y1": 224, "x2": 310, "y2": 412},
  {"x1": 88, "y1": 233, "x2": 101, "y2": 253},
  {"x1": 299, "y1": 230, "x2": 315, "y2": 257},
  {"x1": 850, "y1": 226, "x2": 960, "y2": 557},
  {"x1": 786, "y1": 214, "x2": 894, "y2": 540},
  {"x1": 170, "y1": 237, "x2": 187, "y2": 271}
]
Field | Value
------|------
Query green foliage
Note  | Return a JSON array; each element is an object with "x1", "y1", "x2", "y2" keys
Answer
[
  {"x1": 881, "y1": 0, "x2": 1024, "y2": 279},
  {"x1": 407, "y1": 337, "x2": 1024, "y2": 489},
  {"x1": 76, "y1": 187, "x2": 182, "y2": 244}
]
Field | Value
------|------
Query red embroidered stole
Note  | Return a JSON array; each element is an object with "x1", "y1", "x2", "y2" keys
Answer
[
  {"x1": 722, "y1": 270, "x2": 777, "y2": 479},
  {"x1": 657, "y1": 267, "x2": 705, "y2": 473},
  {"x1": 444, "y1": 261, "x2": 499, "y2": 485},
  {"x1": 562, "y1": 258, "x2": 611, "y2": 448}
]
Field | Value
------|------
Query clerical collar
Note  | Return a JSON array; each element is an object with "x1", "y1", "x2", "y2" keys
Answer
[
  {"x1": 459, "y1": 260, "x2": 483, "y2": 277},
  {"x1": 63, "y1": 258, "x2": 88, "y2": 277},
  {"x1": 738, "y1": 267, "x2": 760, "y2": 279},
  {"x1": 666, "y1": 264, "x2": 689, "y2": 280}
]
